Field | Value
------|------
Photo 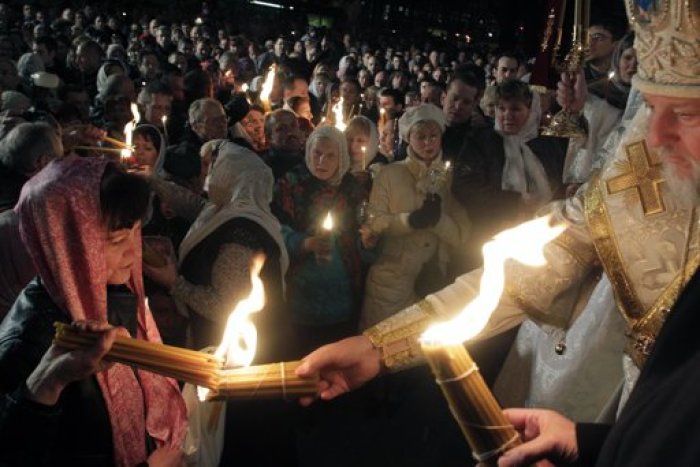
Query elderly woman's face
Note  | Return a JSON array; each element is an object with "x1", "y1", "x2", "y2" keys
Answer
[
  {"x1": 408, "y1": 121, "x2": 442, "y2": 163},
  {"x1": 496, "y1": 99, "x2": 531, "y2": 135},
  {"x1": 310, "y1": 136, "x2": 340, "y2": 182}
]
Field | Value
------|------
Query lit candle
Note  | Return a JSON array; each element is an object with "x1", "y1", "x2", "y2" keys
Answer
[
  {"x1": 120, "y1": 103, "x2": 140, "y2": 167},
  {"x1": 419, "y1": 216, "x2": 565, "y2": 463},
  {"x1": 161, "y1": 115, "x2": 168, "y2": 142},
  {"x1": 361, "y1": 145, "x2": 367, "y2": 170},
  {"x1": 260, "y1": 65, "x2": 276, "y2": 113},
  {"x1": 333, "y1": 97, "x2": 346, "y2": 131}
]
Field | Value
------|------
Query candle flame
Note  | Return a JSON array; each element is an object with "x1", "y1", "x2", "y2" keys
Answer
[
  {"x1": 322, "y1": 211, "x2": 334, "y2": 231},
  {"x1": 333, "y1": 97, "x2": 346, "y2": 131},
  {"x1": 121, "y1": 103, "x2": 140, "y2": 159},
  {"x1": 214, "y1": 254, "x2": 266, "y2": 367},
  {"x1": 241, "y1": 83, "x2": 249, "y2": 93},
  {"x1": 421, "y1": 216, "x2": 565, "y2": 345},
  {"x1": 259, "y1": 65, "x2": 276, "y2": 104}
]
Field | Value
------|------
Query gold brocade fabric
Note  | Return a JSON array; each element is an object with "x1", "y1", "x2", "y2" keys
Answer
[
  {"x1": 585, "y1": 139, "x2": 700, "y2": 368},
  {"x1": 363, "y1": 300, "x2": 439, "y2": 371}
]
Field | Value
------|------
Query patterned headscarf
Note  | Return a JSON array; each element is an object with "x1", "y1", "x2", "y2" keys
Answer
[{"x1": 16, "y1": 156, "x2": 187, "y2": 466}]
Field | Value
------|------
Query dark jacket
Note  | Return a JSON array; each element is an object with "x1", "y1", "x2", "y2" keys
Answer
[
  {"x1": 0, "y1": 279, "x2": 144, "y2": 466},
  {"x1": 576, "y1": 267, "x2": 700, "y2": 466},
  {"x1": 451, "y1": 126, "x2": 566, "y2": 272},
  {"x1": 0, "y1": 164, "x2": 28, "y2": 214}
]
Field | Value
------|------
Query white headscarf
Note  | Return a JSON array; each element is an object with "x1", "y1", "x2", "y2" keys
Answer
[
  {"x1": 496, "y1": 91, "x2": 552, "y2": 206},
  {"x1": 305, "y1": 126, "x2": 351, "y2": 186},
  {"x1": 178, "y1": 142, "x2": 289, "y2": 277}
]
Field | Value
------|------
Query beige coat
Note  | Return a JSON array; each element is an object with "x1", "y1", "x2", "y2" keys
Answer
[{"x1": 360, "y1": 153, "x2": 470, "y2": 329}]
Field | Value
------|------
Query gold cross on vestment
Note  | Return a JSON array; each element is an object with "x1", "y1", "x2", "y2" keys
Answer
[{"x1": 606, "y1": 141, "x2": 665, "y2": 216}]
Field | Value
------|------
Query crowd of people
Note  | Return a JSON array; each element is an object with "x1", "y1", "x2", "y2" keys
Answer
[{"x1": 5, "y1": 0, "x2": 700, "y2": 466}]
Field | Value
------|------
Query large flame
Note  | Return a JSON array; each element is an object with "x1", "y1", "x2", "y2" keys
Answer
[
  {"x1": 121, "y1": 103, "x2": 140, "y2": 160},
  {"x1": 333, "y1": 97, "x2": 346, "y2": 131},
  {"x1": 213, "y1": 254, "x2": 267, "y2": 367},
  {"x1": 259, "y1": 65, "x2": 276, "y2": 105},
  {"x1": 421, "y1": 216, "x2": 565, "y2": 345}
]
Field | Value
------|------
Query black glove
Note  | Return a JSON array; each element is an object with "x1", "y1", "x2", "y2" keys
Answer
[{"x1": 408, "y1": 194, "x2": 442, "y2": 229}]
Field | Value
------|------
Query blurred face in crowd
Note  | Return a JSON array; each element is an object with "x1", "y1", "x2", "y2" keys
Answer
[
  {"x1": 374, "y1": 70, "x2": 388, "y2": 88},
  {"x1": 105, "y1": 222, "x2": 139, "y2": 285},
  {"x1": 32, "y1": 41, "x2": 54, "y2": 67},
  {"x1": 312, "y1": 75, "x2": 329, "y2": 97},
  {"x1": 76, "y1": 43, "x2": 101, "y2": 74},
  {"x1": 241, "y1": 108, "x2": 265, "y2": 149},
  {"x1": 367, "y1": 56, "x2": 379, "y2": 75},
  {"x1": 495, "y1": 56, "x2": 518, "y2": 84},
  {"x1": 379, "y1": 119, "x2": 395, "y2": 157},
  {"x1": 432, "y1": 68, "x2": 445, "y2": 83},
  {"x1": 0, "y1": 59, "x2": 19, "y2": 91},
  {"x1": 442, "y1": 79, "x2": 479, "y2": 126},
  {"x1": 379, "y1": 94, "x2": 402, "y2": 119},
  {"x1": 144, "y1": 93, "x2": 172, "y2": 128},
  {"x1": 310, "y1": 136, "x2": 340, "y2": 182},
  {"x1": 358, "y1": 69, "x2": 371, "y2": 89},
  {"x1": 274, "y1": 38, "x2": 286, "y2": 57},
  {"x1": 392, "y1": 73, "x2": 408, "y2": 91},
  {"x1": 195, "y1": 41, "x2": 210, "y2": 60},
  {"x1": 587, "y1": 25, "x2": 616, "y2": 62},
  {"x1": 408, "y1": 120, "x2": 442, "y2": 163},
  {"x1": 139, "y1": 54, "x2": 161, "y2": 81},
  {"x1": 340, "y1": 81, "x2": 361, "y2": 107},
  {"x1": 194, "y1": 102, "x2": 228, "y2": 141},
  {"x1": 617, "y1": 47, "x2": 638, "y2": 84},
  {"x1": 646, "y1": 95, "x2": 700, "y2": 200},
  {"x1": 420, "y1": 83, "x2": 442, "y2": 106},
  {"x1": 156, "y1": 26, "x2": 171, "y2": 49},
  {"x1": 346, "y1": 129, "x2": 370, "y2": 167},
  {"x1": 295, "y1": 100, "x2": 312, "y2": 121},
  {"x1": 268, "y1": 111, "x2": 301, "y2": 152},
  {"x1": 284, "y1": 78, "x2": 309, "y2": 100},
  {"x1": 496, "y1": 98, "x2": 531, "y2": 135},
  {"x1": 133, "y1": 133, "x2": 159, "y2": 168}
]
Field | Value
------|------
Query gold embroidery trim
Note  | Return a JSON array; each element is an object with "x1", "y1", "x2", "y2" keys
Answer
[
  {"x1": 363, "y1": 300, "x2": 438, "y2": 371},
  {"x1": 584, "y1": 175, "x2": 645, "y2": 321},
  {"x1": 626, "y1": 253, "x2": 700, "y2": 368}
]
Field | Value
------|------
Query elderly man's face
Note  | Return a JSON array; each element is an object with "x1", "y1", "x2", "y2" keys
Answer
[
  {"x1": 646, "y1": 95, "x2": 700, "y2": 192},
  {"x1": 195, "y1": 103, "x2": 228, "y2": 141},
  {"x1": 495, "y1": 56, "x2": 518, "y2": 84},
  {"x1": 269, "y1": 112, "x2": 301, "y2": 152}
]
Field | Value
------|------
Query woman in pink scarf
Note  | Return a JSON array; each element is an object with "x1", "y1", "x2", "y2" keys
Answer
[{"x1": 0, "y1": 156, "x2": 187, "y2": 466}]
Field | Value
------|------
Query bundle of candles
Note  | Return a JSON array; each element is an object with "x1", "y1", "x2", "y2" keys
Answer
[
  {"x1": 419, "y1": 216, "x2": 565, "y2": 463},
  {"x1": 53, "y1": 323, "x2": 318, "y2": 400}
]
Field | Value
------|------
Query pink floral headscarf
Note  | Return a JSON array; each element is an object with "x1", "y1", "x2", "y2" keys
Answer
[{"x1": 16, "y1": 156, "x2": 187, "y2": 466}]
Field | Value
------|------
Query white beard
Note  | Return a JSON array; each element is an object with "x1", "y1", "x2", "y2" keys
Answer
[{"x1": 660, "y1": 147, "x2": 700, "y2": 208}]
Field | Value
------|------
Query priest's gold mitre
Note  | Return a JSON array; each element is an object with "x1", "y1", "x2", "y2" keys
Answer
[{"x1": 626, "y1": 0, "x2": 700, "y2": 98}]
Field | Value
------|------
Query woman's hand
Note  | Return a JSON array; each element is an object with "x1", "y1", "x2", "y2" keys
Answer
[
  {"x1": 147, "y1": 446, "x2": 185, "y2": 467},
  {"x1": 142, "y1": 255, "x2": 179, "y2": 290},
  {"x1": 295, "y1": 335, "x2": 383, "y2": 406},
  {"x1": 303, "y1": 235, "x2": 332, "y2": 257},
  {"x1": 25, "y1": 321, "x2": 121, "y2": 406}
]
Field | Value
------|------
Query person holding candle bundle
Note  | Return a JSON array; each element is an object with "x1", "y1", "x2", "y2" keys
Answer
[
  {"x1": 273, "y1": 125, "x2": 371, "y2": 356},
  {"x1": 298, "y1": 2, "x2": 700, "y2": 459},
  {"x1": 0, "y1": 156, "x2": 187, "y2": 466}
]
